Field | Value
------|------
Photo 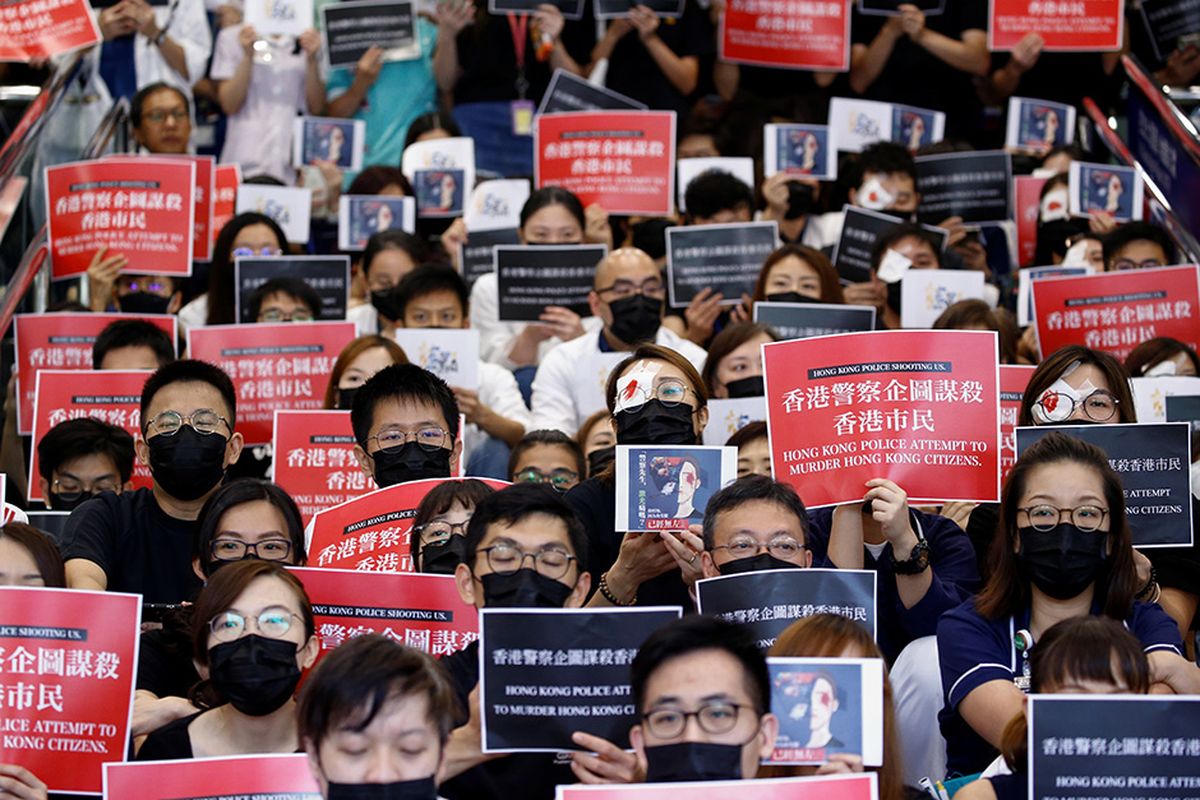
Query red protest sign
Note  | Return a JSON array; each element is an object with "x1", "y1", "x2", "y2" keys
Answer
[
  {"x1": 211, "y1": 164, "x2": 241, "y2": 249},
  {"x1": 1032, "y1": 265, "x2": 1200, "y2": 361},
  {"x1": 0, "y1": 586, "x2": 140, "y2": 795},
  {"x1": 104, "y1": 753, "x2": 320, "y2": 798},
  {"x1": 988, "y1": 0, "x2": 1123, "y2": 51},
  {"x1": 719, "y1": 0, "x2": 850, "y2": 70},
  {"x1": 291, "y1": 567, "x2": 479, "y2": 664},
  {"x1": 999, "y1": 364, "x2": 1035, "y2": 486},
  {"x1": 28, "y1": 370, "x2": 153, "y2": 503},
  {"x1": 763, "y1": 330, "x2": 1001, "y2": 507},
  {"x1": 45, "y1": 159, "x2": 195, "y2": 280},
  {"x1": 559, "y1": 773, "x2": 877, "y2": 800},
  {"x1": 119, "y1": 155, "x2": 215, "y2": 262},
  {"x1": 273, "y1": 409, "x2": 376, "y2": 523},
  {"x1": 309, "y1": 478, "x2": 510, "y2": 572},
  {"x1": 187, "y1": 322, "x2": 358, "y2": 445},
  {"x1": 1014, "y1": 175, "x2": 1047, "y2": 268},
  {"x1": 0, "y1": 0, "x2": 101, "y2": 61},
  {"x1": 535, "y1": 111, "x2": 675, "y2": 216},
  {"x1": 13, "y1": 312, "x2": 176, "y2": 435}
]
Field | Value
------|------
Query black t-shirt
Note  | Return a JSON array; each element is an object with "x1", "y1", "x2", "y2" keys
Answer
[
  {"x1": 59, "y1": 488, "x2": 203, "y2": 604},
  {"x1": 136, "y1": 608, "x2": 200, "y2": 699},
  {"x1": 136, "y1": 711, "x2": 201, "y2": 761},
  {"x1": 991, "y1": 51, "x2": 1121, "y2": 111},
  {"x1": 850, "y1": 2, "x2": 987, "y2": 136},
  {"x1": 603, "y1": 0, "x2": 716, "y2": 117}
]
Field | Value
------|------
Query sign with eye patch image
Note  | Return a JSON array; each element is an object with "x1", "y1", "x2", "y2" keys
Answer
[{"x1": 614, "y1": 445, "x2": 738, "y2": 532}]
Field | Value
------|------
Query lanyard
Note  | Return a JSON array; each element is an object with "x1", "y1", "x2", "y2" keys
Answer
[{"x1": 506, "y1": 12, "x2": 530, "y2": 99}]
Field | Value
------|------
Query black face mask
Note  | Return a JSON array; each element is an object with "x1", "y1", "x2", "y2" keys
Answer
[
  {"x1": 784, "y1": 181, "x2": 815, "y2": 220},
  {"x1": 327, "y1": 777, "x2": 438, "y2": 800},
  {"x1": 117, "y1": 292, "x2": 172, "y2": 315},
  {"x1": 371, "y1": 288, "x2": 404, "y2": 323},
  {"x1": 480, "y1": 568, "x2": 573, "y2": 608},
  {"x1": 724, "y1": 376, "x2": 764, "y2": 399},
  {"x1": 607, "y1": 294, "x2": 662, "y2": 346},
  {"x1": 337, "y1": 386, "x2": 358, "y2": 411},
  {"x1": 147, "y1": 426, "x2": 228, "y2": 502},
  {"x1": 1054, "y1": 418, "x2": 1101, "y2": 426},
  {"x1": 717, "y1": 552, "x2": 798, "y2": 576},
  {"x1": 208, "y1": 634, "x2": 302, "y2": 717},
  {"x1": 644, "y1": 741, "x2": 745, "y2": 783},
  {"x1": 421, "y1": 534, "x2": 469, "y2": 575},
  {"x1": 765, "y1": 291, "x2": 816, "y2": 305},
  {"x1": 587, "y1": 446, "x2": 615, "y2": 476},
  {"x1": 1017, "y1": 523, "x2": 1109, "y2": 600},
  {"x1": 371, "y1": 442, "x2": 452, "y2": 488},
  {"x1": 47, "y1": 491, "x2": 94, "y2": 512},
  {"x1": 615, "y1": 400, "x2": 697, "y2": 446}
]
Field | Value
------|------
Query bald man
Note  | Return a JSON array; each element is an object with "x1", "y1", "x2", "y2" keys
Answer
[{"x1": 530, "y1": 248, "x2": 707, "y2": 436}]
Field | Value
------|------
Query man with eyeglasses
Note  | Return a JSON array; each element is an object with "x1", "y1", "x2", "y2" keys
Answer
[
  {"x1": 438, "y1": 483, "x2": 592, "y2": 800},
  {"x1": 698, "y1": 475, "x2": 815, "y2": 578},
  {"x1": 1101, "y1": 221, "x2": 1175, "y2": 272},
  {"x1": 60, "y1": 360, "x2": 244, "y2": 602},
  {"x1": 34, "y1": 419, "x2": 135, "y2": 512},
  {"x1": 248, "y1": 276, "x2": 322, "y2": 323},
  {"x1": 531, "y1": 248, "x2": 707, "y2": 436}
]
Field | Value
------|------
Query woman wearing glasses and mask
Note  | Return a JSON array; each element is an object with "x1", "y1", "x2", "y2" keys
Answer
[
  {"x1": 137, "y1": 560, "x2": 319, "y2": 760},
  {"x1": 936, "y1": 432, "x2": 1200, "y2": 778},
  {"x1": 410, "y1": 479, "x2": 496, "y2": 575},
  {"x1": 565, "y1": 344, "x2": 710, "y2": 611}
]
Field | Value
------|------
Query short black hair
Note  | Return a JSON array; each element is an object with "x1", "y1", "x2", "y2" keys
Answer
[
  {"x1": 140, "y1": 359, "x2": 237, "y2": 432},
  {"x1": 35, "y1": 418, "x2": 135, "y2": 483},
  {"x1": 684, "y1": 171, "x2": 754, "y2": 221},
  {"x1": 701, "y1": 475, "x2": 808, "y2": 551},
  {"x1": 350, "y1": 363, "x2": 460, "y2": 446},
  {"x1": 411, "y1": 479, "x2": 497, "y2": 569},
  {"x1": 856, "y1": 141, "x2": 917, "y2": 185},
  {"x1": 92, "y1": 319, "x2": 176, "y2": 370},
  {"x1": 362, "y1": 230, "x2": 432, "y2": 279},
  {"x1": 631, "y1": 615, "x2": 769, "y2": 715},
  {"x1": 870, "y1": 222, "x2": 942, "y2": 271},
  {"x1": 131, "y1": 81, "x2": 188, "y2": 127},
  {"x1": 193, "y1": 478, "x2": 308, "y2": 574},
  {"x1": 247, "y1": 276, "x2": 323, "y2": 321},
  {"x1": 403, "y1": 112, "x2": 463, "y2": 151},
  {"x1": 506, "y1": 429, "x2": 586, "y2": 482},
  {"x1": 393, "y1": 264, "x2": 469, "y2": 321},
  {"x1": 462, "y1": 483, "x2": 588, "y2": 573},
  {"x1": 298, "y1": 634, "x2": 461, "y2": 750},
  {"x1": 1101, "y1": 221, "x2": 1176, "y2": 267}
]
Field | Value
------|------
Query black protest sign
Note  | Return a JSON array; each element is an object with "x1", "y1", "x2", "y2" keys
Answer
[
  {"x1": 479, "y1": 606, "x2": 682, "y2": 752},
  {"x1": 595, "y1": 0, "x2": 683, "y2": 17},
  {"x1": 753, "y1": 301, "x2": 876, "y2": 341},
  {"x1": 1016, "y1": 423, "x2": 1194, "y2": 547},
  {"x1": 915, "y1": 151, "x2": 1012, "y2": 225},
  {"x1": 489, "y1": 0, "x2": 585, "y2": 18},
  {"x1": 321, "y1": 0, "x2": 418, "y2": 68},
  {"x1": 1029, "y1": 696, "x2": 1200, "y2": 800},
  {"x1": 665, "y1": 222, "x2": 777, "y2": 308},
  {"x1": 537, "y1": 69, "x2": 648, "y2": 116},
  {"x1": 696, "y1": 568, "x2": 877, "y2": 650},
  {"x1": 1138, "y1": 0, "x2": 1200, "y2": 63},
  {"x1": 25, "y1": 511, "x2": 71, "y2": 543},
  {"x1": 495, "y1": 244, "x2": 606, "y2": 322},
  {"x1": 833, "y1": 207, "x2": 906, "y2": 283},
  {"x1": 1165, "y1": 395, "x2": 1200, "y2": 432},
  {"x1": 857, "y1": 0, "x2": 945, "y2": 14},
  {"x1": 458, "y1": 228, "x2": 521, "y2": 289},
  {"x1": 233, "y1": 256, "x2": 351, "y2": 323}
]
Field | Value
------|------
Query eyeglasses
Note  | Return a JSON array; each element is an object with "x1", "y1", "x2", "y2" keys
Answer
[
  {"x1": 120, "y1": 279, "x2": 170, "y2": 294},
  {"x1": 1034, "y1": 390, "x2": 1119, "y2": 423},
  {"x1": 642, "y1": 703, "x2": 755, "y2": 739},
  {"x1": 233, "y1": 246, "x2": 284, "y2": 257},
  {"x1": 208, "y1": 609, "x2": 301, "y2": 643},
  {"x1": 258, "y1": 308, "x2": 315, "y2": 323},
  {"x1": 712, "y1": 535, "x2": 806, "y2": 561},
  {"x1": 51, "y1": 478, "x2": 119, "y2": 503},
  {"x1": 595, "y1": 277, "x2": 665, "y2": 300},
  {"x1": 1018, "y1": 505, "x2": 1110, "y2": 532},
  {"x1": 1111, "y1": 258, "x2": 1163, "y2": 271},
  {"x1": 143, "y1": 108, "x2": 189, "y2": 124},
  {"x1": 210, "y1": 538, "x2": 293, "y2": 562},
  {"x1": 478, "y1": 543, "x2": 576, "y2": 580},
  {"x1": 147, "y1": 409, "x2": 231, "y2": 436},
  {"x1": 367, "y1": 427, "x2": 449, "y2": 453},
  {"x1": 414, "y1": 520, "x2": 469, "y2": 546},
  {"x1": 513, "y1": 467, "x2": 579, "y2": 492},
  {"x1": 618, "y1": 377, "x2": 693, "y2": 412}
]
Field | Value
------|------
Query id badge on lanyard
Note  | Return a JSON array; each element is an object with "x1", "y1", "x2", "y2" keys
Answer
[{"x1": 508, "y1": 12, "x2": 535, "y2": 136}]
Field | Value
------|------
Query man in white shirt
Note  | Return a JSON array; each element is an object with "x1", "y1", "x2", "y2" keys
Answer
[{"x1": 530, "y1": 248, "x2": 707, "y2": 436}]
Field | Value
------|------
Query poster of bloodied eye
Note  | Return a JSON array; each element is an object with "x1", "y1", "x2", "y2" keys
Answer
[{"x1": 614, "y1": 445, "x2": 737, "y2": 532}]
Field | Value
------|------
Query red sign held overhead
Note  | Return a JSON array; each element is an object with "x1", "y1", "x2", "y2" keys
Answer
[
  {"x1": 1013, "y1": 175, "x2": 1048, "y2": 268},
  {"x1": 988, "y1": 0, "x2": 1124, "y2": 51},
  {"x1": 1032, "y1": 265, "x2": 1200, "y2": 361},
  {"x1": 45, "y1": 159, "x2": 196, "y2": 280},
  {"x1": 0, "y1": 0, "x2": 101, "y2": 61},
  {"x1": 187, "y1": 321, "x2": 358, "y2": 445},
  {"x1": 104, "y1": 754, "x2": 320, "y2": 799},
  {"x1": 116, "y1": 155, "x2": 216, "y2": 262},
  {"x1": 273, "y1": 409, "x2": 375, "y2": 523},
  {"x1": 999, "y1": 364, "x2": 1036, "y2": 486},
  {"x1": 719, "y1": 0, "x2": 850, "y2": 71},
  {"x1": 211, "y1": 164, "x2": 241, "y2": 249},
  {"x1": 535, "y1": 111, "x2": 676, "y2": 216},
  {"x1": 13, "y1": 312, "x2": 176, "y2": 435},
  {"x1": 0, "y1": 587, "x2": 140, "y2": 795},
  {"x1": 763, "y1": 330, "x2": 1002, "y2": 507}
]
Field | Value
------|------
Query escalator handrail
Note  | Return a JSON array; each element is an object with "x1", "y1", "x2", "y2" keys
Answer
[
  {"x1": 1122, "y1": 53, "x2": 1200, "y2": 167},
  {"x1": 0, "y1": 52, "x2": 86, "y2": 185}
]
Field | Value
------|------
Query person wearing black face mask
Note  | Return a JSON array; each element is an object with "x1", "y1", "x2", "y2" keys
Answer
[
  {"x1": 937, "y1": 432, "x2": 1200, "y2": 778},
  {"x1": 697, "y1": 476, "x2": 816, "y2": 579},
  {"x1": 411, "y1": 479, "x2": 497, "y2": 576},
  {"x1": 300, "y1": 635, "x2": 460, "y2": 800},
  {"x1": 137, "y1": 560, "x2": 319, "y2": 762},
  {"x1": 33, "y1": 418, "x2": 135, "y2": 512},
  {"x1": 701, "y1": 323, "x2": 777, "y2": 401}
]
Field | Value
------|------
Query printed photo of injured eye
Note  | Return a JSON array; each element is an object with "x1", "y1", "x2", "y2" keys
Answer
[{"x1": 768, "y1": 662, "x2": 864, "y2": 765}]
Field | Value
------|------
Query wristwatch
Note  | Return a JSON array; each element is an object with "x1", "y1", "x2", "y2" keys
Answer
[
  {"x1": 891, "y1": 537, "x2": 930, "y2": 575},
  {"x1": 153, "y1": 29, "x2": 168, "y2": 46}
]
